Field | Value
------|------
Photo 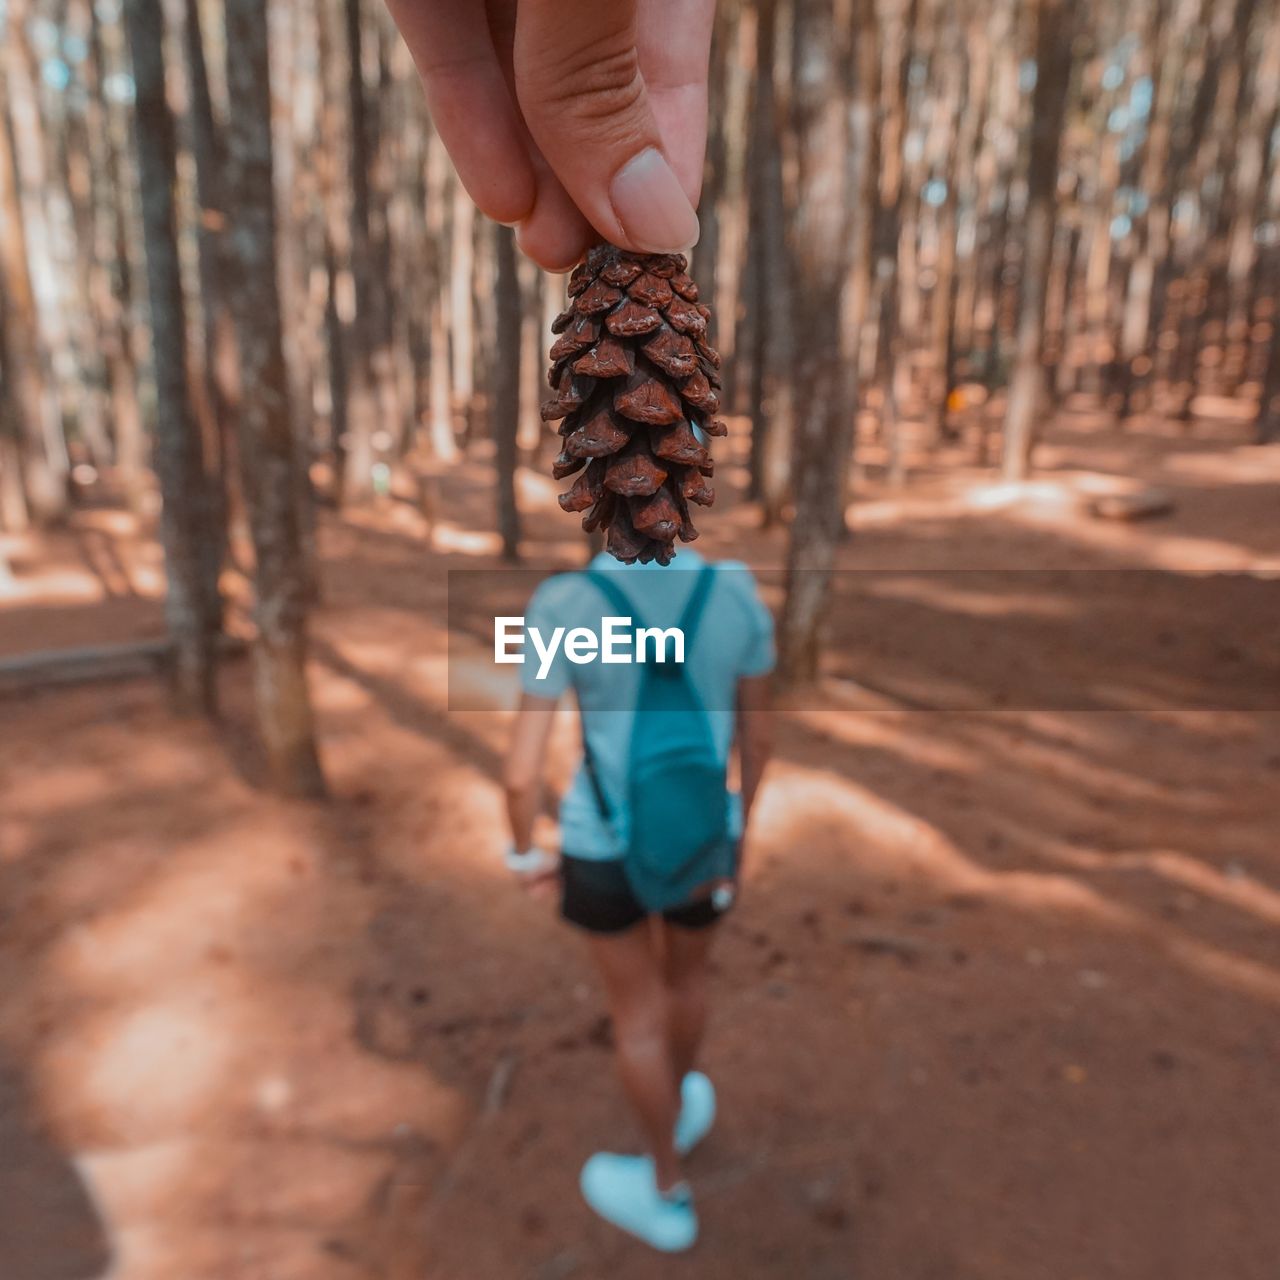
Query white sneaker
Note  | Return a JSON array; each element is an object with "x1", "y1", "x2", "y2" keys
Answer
[
  {"x1": 580, "y1": 1153, "x2": 698, "y2": 1252},
  {"x1": 674, "y1": 1071, "x2": 716, "y2": 1156}
]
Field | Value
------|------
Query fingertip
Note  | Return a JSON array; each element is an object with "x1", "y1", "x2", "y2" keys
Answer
[
  {"x1": 479, "y1": 186, "x2": 538, "y2": 230},
  {"x1": 450, "y1": 144, "x2": 538, "y2": 228},
  {"x1": 514, "y1": 174, "x2": 594, "y2": 271},
  {"x1": 609, "y1": 147, "x2": 701, "y2": 255},
  {"x1": 515, "y1": 222, "x2": 589, "y2": 273}
]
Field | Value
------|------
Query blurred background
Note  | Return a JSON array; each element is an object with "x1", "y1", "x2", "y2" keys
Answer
[{"x1": 1, "y1": 0, "x2": 1278, "y2": 1277}]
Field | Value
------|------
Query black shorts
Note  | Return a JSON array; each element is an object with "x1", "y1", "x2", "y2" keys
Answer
[{"x1": 560, "y1": 854, "x2": 733, "y2": 935}]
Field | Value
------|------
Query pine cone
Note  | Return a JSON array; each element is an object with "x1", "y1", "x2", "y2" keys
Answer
[{"x1": 543, "y1": 244, "x2": 724, "y2": 564}]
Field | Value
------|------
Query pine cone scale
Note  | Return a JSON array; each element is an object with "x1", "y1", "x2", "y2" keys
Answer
[{"x1": 605, "y1": 299, "x2": 663, "y2": 336}]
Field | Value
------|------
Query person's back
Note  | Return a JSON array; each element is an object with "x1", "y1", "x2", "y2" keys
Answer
[
  {"x1": 503, "y1": 549, "x2": 774, "y2": 1251},
  {"x1": 524, "y1": 548, "x2": 772, "y2": 869}
]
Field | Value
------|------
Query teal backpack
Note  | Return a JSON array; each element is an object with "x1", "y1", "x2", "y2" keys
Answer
[{"x1": 579, "y1": 564, "x2": 736, "y2": 912}]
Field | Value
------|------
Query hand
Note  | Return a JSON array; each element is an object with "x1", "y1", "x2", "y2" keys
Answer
[
  {"x1": 505, "y1": 845, "x2": 561, "y2": 901},
  {"x1": 383, "y1": 0, "x2": 715, "y2": 270},
  {"x1": 518, "y1": 862, "x2": 560, "y2": 903},
  {"x1": 707, "y1": 876, "x2": 737, "y2": 912}
]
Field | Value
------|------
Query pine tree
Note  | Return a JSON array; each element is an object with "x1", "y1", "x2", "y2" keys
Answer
[
  {"x1": 223, "y1": 0, "x2": 326, "y2": 796},
  {"x1": 543, "y1": 244, "x2": 724, "y2": 565},
  {"x1": 493, "y1": 222, "x2": 521, "y2": 560},
  {"x1": 1001, "y1": 0, "x2": 1075, "y2": 479},
  {"x1": 123, "y1": 0, "x2": 220, "y2": 712}
]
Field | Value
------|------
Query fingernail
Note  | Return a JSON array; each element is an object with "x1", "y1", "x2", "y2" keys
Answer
[{"x1": 609, "y1": 148, "x2": 700, "y2": 253}]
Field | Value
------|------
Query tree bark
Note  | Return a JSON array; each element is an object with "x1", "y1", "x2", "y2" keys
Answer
[
  {"x1": 517, "y1": 257, "x2": 544, "y2": 455},
  {"x1": 1257, "y1": 110, "x2": 1280, "y2": 448},
  {"x1": 777, "y1": 0, "x2": 864, "y2": 685},
  {"x1": 340, "y1": 0, "x2": 401, "y2": 501},
  {"x1": 424, "y1": 133, "x2": 458, "y2": 463},
  {"x1": 752, "y1": 0, "x2": 797, "y2": 528},
  {"x1": 222, "y1": 0, "x2": 326, "y2": 795},
  {"x1": 182, "y1": 0, "x2": 236, "y2": 614},
  {"x1": 872, "y1": 0, "x2": 920, "y2": 486},
  {"x1": 315, "y1": 0, "x2": 351, "y2": 501},
  {"x1": 934, "y1": 26, "x2": 978, "y2": 441},
  {"x1": 1001, "y1": 0, "x2": 1074, "y2": 481},
  {"x1": 0, "y1": 95, "x2": 65, "y2": 525},
  {"x1": 493, "y1": 223, "x2": 521, "y2": 561},
  {"x1": 122, "y1": 0, "x2": 219, "y2": 713},
  {"x1": 1161, "y1": 0, "x2": 1242, "y2": 422},
  {"x1": 57, "y1": 3, "x2": 114, "y2": 476},
  {"x1": 693, "y1": 1, "x2": 729, "y2": 336},
  {"x1": 84, "y1": 0, "x2": 147, "y2": 514},
  {"x1": 449, "y1": 186, "x2": 476, "y2": 440},
  {"x1": 4, "y1": 0, "x2": 73, "y2": 519},
  {"x1": 0, "y1": 273, "x2": 30, "y2": 530}
]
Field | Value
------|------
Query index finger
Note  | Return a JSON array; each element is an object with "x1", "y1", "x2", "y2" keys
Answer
[{"x1": 384, "y1": 0, "x2": 537, "y2": 225}]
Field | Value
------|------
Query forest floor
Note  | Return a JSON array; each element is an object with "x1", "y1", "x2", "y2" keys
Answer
[{"x1": 2, "y1": 408, "x2": 1279, "y2": 1280}]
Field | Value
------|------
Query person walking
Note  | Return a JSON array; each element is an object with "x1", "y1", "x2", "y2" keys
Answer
[{"x1": 503, "y1": 548, "x2": 773, "y2": 1251}]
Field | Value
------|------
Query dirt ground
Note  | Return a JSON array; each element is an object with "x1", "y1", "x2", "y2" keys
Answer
[{"x1": 2, "y1": 412, "x2": 1278, "y2": 1280}]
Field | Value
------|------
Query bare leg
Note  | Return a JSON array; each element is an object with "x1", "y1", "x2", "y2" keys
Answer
[
  {"x1": 586, "y1": 922, "x2": 683, "y2": 1192},
  {"x1": 661, "y1": 920, "x2": 719, "y2": 1086}
]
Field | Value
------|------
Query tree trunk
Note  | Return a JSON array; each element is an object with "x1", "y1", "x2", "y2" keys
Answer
[
  {"x1": 1111, "y1": 0, "x2": 1180, "y2": 420},
  {"x1": 753, "y1": 0, "x2": 797, "y2": 528},
  {"x1": 777, "y1": 0, "x2": 864, "y2": 685},
  {"x1": 872, "y1": 0, "x2": 920, "y2": 487},
  {"x1": 315, "y1": 0, "x2": 350, "y2": 502},
  {"x1": 976, "y1": 0, "x2": 1020, "y2": 396},
  {"x1": 1164, "y1": 0, "x2": 1243, "y2": 422},
  {"x1": 0, "y1": 98, "x2": 65, "y2": 524},
  {"x1": 340, "y1": 0, "x2": 400, "y2": 501},
  {"x1": 517, "y1": 258, "x2": 544, "y2": 456},
  {"x1": 837, "y1": 0, "x2": 880, "y2": 485},
  {"x1": 222, "y1": 0, "x2": 326, "y2": 796},
  {"x1": 424, "y1": 133, "x2": 458, "y2": 463},
  {"x1": 182, "y1": 0, "x2": 235, "y2": 613},
  {"x1": 1001, "y1": 0, "x2": 1073, "y2": 481},
  {"x1": 58, "y1": 4, "x2": 114, "y2": 475},
  {"x1": 0, "y1": 282, "x2": 31, "y2": 530},
  {"x1": 122, "y1": 0, "x2": 219, "y2": 713},
  {"x1": 934, "y1": 27, "x2": 979, "y2": 441},
  {"x1": 493, "y1": 223, "x2": 521, "y2": 561},
  {"x1": 693, "y1": 1, "x2": 729, "y2": 334},
  {"x1": 84, "y1": 0, "x2": 147, "y2": 514},
  {"x1": 1195, "y1": 0, "x2": 1256, "y2": 404},
  {"x1": 741, "y1": 5, "x2": 764, "y2": 493},
  {"x1": 333, "y1": 0, "x2": 376, "y2": 502},
  {"x1": 449, "y1": 184, "x2": 476, "y2": 440},
  {"x1": 1258, "y1": 314, "x2": 1280, "y2": 443},
  {"x1": 718, "y1": 8, "x2": 754, "y2": 413},
  {"x1": 4, "y1": 1, "x2": 72, "y2": 520}
]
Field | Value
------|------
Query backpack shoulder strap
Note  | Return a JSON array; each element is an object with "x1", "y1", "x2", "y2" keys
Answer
[
  {"x1": 580, "y1": 714, "x2": 612, "y2": 823},
  {"x1": 578, "y1": 564, "x2": 716, "y2": 826},
  {"x1": 587, "y1": 563, "x2": 714, "y2": 636},
  {"x1": 586, "y1": 568, "x2": 640, "y2": 627},
  {"x1": 579, "y1": 570, "x2": 631, "y2": 825},
  {"x1": 677, "y1": 563, "x2": 717, "y2": 638}
]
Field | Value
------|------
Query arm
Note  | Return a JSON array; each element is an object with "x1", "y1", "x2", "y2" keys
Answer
[
  {"x1": 503, "y1": 691, "x2": 559, "y2": 855},
  {"x1": 735, "y1": 673, "x2": 773, "y2": 834}
]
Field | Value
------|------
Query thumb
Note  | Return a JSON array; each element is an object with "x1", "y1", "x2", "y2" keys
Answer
[{"x1": 513, "y1": 0, "x2": 700, "y2": 255}]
